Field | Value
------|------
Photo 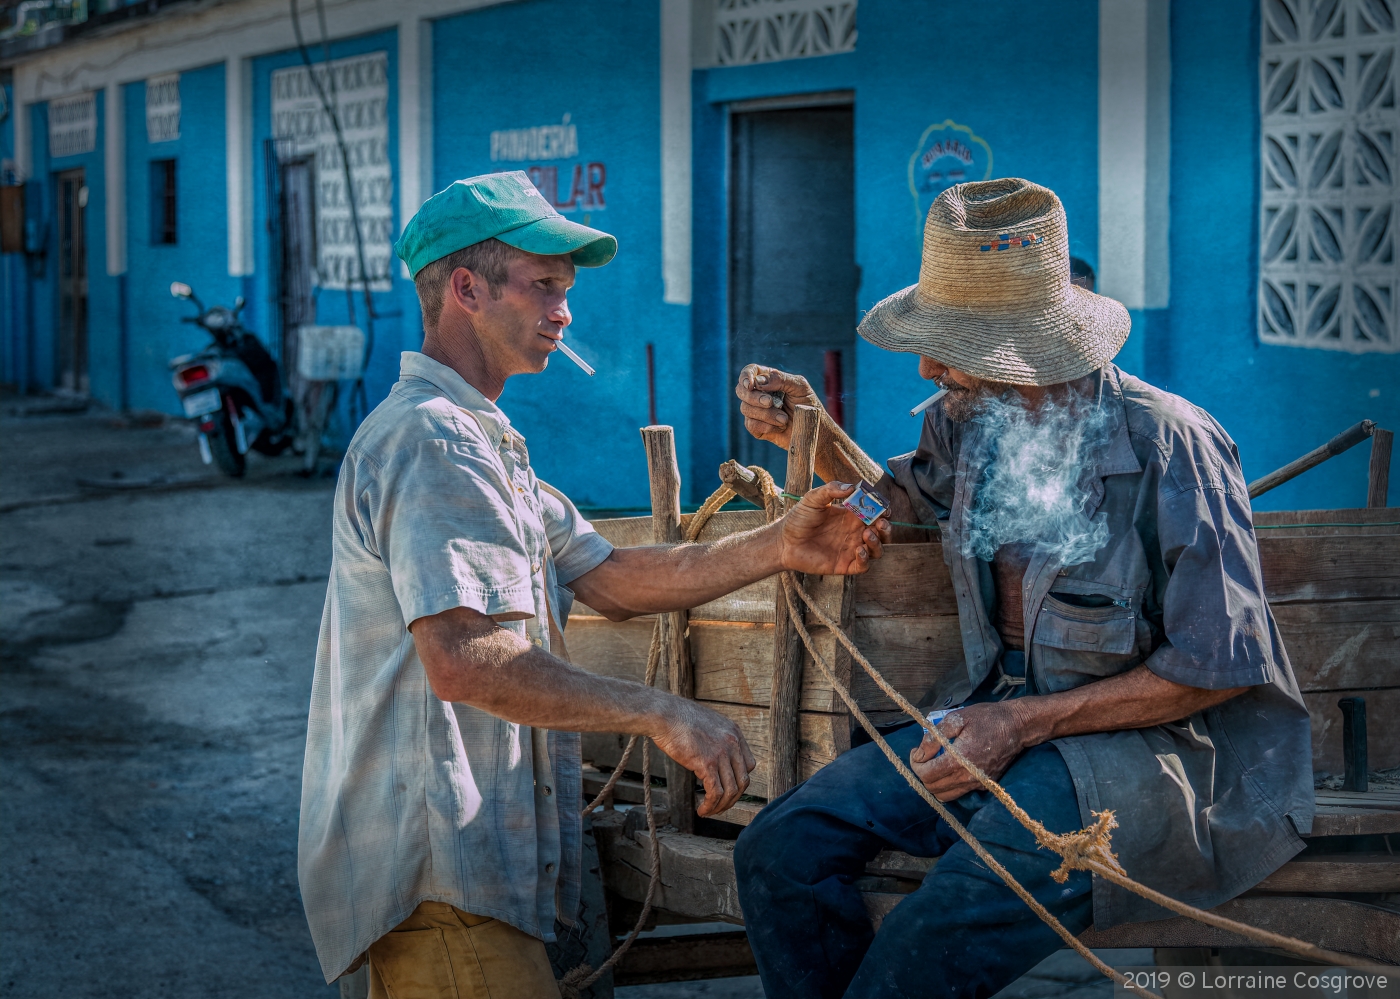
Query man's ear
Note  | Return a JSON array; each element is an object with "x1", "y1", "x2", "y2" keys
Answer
[{"x1": 445, "y1": 266, "x2": 487, "y2": 317}]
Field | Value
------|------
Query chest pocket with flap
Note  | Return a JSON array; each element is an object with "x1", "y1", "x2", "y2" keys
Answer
[{"x1": 1031, "y1": 593, "x2": 1141, "y2": 692}]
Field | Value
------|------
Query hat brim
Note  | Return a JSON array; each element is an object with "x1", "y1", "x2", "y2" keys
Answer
[
  {"x1": 857, "y1": 283, "x2": 1131, "y2": 386},
  {"x1": 495, "y1": 215, "x2": 617, "y2": 268}
]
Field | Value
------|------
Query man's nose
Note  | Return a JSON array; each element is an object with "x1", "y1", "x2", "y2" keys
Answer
[
  {"x1": 550, "y1": 298, "x2": 572, "y2": 328},
  {"x1": 919, "y1": 356, "x2": 947, "y2": 381}
]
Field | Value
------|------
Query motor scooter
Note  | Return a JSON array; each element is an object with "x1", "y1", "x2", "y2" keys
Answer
[{"x1": 167, "y1": 282, "x2": 293, "y2": 477}]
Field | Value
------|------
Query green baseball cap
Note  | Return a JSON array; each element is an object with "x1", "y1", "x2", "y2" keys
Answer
[{"x1": 394, "y1": 170, "x2": 617, "y2": 278}]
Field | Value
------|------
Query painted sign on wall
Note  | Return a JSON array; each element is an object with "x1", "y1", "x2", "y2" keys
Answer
[
  {"x1": 908, "y1": 119, "x2": 992, "y2": 226},
  {"x1": 271, "y1": 52, "x2": 393, "y2": 291},
  {"x1": 489, "y1": 114, "x2": 606, "y2": 214},
  {"x1": 146, "y1": 74, "x2": 181, "y2": 143},
  {"x1": 49, "y1": 92, "x2": 96, "y2": 158}
]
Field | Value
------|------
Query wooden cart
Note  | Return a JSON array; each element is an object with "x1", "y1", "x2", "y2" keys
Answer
[{"x1": 567, "y1": 421, "x2": 1399, "y2": 990}]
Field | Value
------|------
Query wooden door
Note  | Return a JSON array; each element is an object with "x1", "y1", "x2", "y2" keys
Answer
[
  {"x1": 56, "y1": 168, "x2": 88, "y2": 394},
  {"x1": 730, "y1": 104, "x2": 856, "y2": 475}
]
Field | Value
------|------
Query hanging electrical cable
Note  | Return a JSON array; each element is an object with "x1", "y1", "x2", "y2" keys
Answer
[{"x1": 288, "y1": 0, "x2": 376, "y2": 426}]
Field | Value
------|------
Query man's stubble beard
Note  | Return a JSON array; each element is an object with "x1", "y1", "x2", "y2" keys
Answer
[{"x1": 942, "y1": 380, "x2": 1021, "y2": 423}]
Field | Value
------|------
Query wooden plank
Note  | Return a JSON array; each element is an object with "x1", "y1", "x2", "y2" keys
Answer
[
  {"x1": 642, "y1": 425, "x2": 695, "y2": 835},
  {"x1": 1075, "y1": 897, "x2": 1400, "y2": 962},
  {"x1": 768, "y1": 405, "x2": 821, "y2": 799},
  {"x1": 852, "y1": 543, "x2": 958, "y2": 617},
  {"x1": 613, "y1": 931, "x2": 756, "y2": 987},
  {"x1": 582, "y1": 766, "x2": 669, "y2": 810},
  {"x1": 1273, "y1": 599, "x2": 1400, "y2": 691},
  {"x1": 1255, "y1": 507, "x2": 1400, "y2": 528},
  {"x1": 1368, "y1": 428, "x2": 1393, "y2": 509},
  {"x1": 591, "y1": 811, "x2": 745, "y2": 923},
  {"x1": 1304, "y1": 688, "x2": 1400, "y2": 773},
  {"x1": 690, "y1": 578, "x2": 777, "y2": 623},
  {"x1": 1259, "y1": 535, "x2": 1400, "y2": 602},
  {"x1": 568, "y1": 614, "x2": 960, "y2": 715},
  {"x1": 702, "y1": 701, "x2": 848, "y2": 800},
  {"x1": 1254, "y1": 853, "x2": 1400, "y2": 893}
]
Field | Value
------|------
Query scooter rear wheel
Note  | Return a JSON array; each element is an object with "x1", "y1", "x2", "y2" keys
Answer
[{"x1": 208, "y1": 414, "x2": 246, "y2": 478}]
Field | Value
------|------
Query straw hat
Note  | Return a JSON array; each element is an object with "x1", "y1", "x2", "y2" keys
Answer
[{"x1": 858, "y1": 178, "x2": 1129, "y2": 386}]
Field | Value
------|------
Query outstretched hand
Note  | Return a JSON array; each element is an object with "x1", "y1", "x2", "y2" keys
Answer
[{"x1": 779, "y1": 481, "x2": 889, "y2": 576}]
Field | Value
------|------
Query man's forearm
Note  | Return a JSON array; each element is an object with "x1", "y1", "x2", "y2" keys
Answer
[
  {"x1": 573, "y1": 522, "x2": 786, "y2": 619},
  {"x1": 415, "y1": 613, "x2": 673, "y2": 732},
  {"x1": 1010, "y1": 664, "x2": 1246, "y2": 747}
]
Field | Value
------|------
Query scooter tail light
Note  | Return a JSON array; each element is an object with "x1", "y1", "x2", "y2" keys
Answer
[{"x1": 178, "y1": 364, "x2": 211, "y2": 386}]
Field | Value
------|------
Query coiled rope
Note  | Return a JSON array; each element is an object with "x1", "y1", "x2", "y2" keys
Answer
[{"x1": 564, "y1": 469, "x2": 1385, "y2": 999}]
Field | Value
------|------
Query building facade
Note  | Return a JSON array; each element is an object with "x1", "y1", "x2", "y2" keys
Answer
[{"x1": 1, "y1": 0, "x2": 1395, "y2": 510}]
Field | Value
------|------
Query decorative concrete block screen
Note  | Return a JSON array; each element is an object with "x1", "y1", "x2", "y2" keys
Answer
[
  {"x1": 713, "y1": 0, "x2": 857, "y2": 65},
  {"x1": 1259, "y1": 0, "x2": 1397, "y2": 353}
]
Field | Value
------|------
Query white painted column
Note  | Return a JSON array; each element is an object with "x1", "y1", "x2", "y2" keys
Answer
[
  {"x1": 13, "y1": 68, "x2": 33, "y2": 181},
  {"x1": 660, "y1": 0, "x2": 692, "y2": 305},
  {"x1": 1098, "y1": 0, "x2": 1171, "y2": 310},
  {"x1": 225, "y1": 55, "x2": 254, "y2": 276},
  {"x1": 398, "y1": 14, "x2": 434, "y2": 278},
  {"x1": 105, "y1": 81, "x2": 127, "y2": 276}
]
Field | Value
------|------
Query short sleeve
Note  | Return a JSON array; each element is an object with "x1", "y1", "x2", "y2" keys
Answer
[
  {"x1": 1144, "y1": 445, "x2": 1275, "y2": 690},
  {"x1": 367, "y1": 437, "x2": 536, "y2": 627},
  {"x1": 537, "y1": 480, "x2": 614, "y2": 585},
  {"x1": 887, "y1": 408, "x2": 960, "y2": 526}
]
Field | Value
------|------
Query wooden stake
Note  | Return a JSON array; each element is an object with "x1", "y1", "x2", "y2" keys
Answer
[
  {"x1": 1368, "y1": 428, "x2": 1392, "y2": 508},
  {"x1": 768, "y1": 405, "x2": 820, "y2": 798},
  {"x1": 641, "y1": 425, "x2": 695, "y2": 833}
]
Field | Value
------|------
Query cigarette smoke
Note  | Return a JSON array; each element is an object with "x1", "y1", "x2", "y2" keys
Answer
[{"x1": 960, "y1": 391, "x2": 1112, "y2": 567}]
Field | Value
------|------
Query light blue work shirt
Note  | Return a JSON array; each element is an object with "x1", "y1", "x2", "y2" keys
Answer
[{"x1": 298, "y1": 351, "x2": 613, "y2": 982}]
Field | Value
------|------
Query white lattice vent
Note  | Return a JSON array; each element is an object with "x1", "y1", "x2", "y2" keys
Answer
[
  {"x1": 714, "y1": 0, "x2": 857, "y2": 66},
  {"x1": 1259, "y1": 0, "x2": 1397, "y2": 353}
]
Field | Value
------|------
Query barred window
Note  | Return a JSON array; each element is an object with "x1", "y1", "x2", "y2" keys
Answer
[{"x1": 1259, "y1": 0, "x2": 1396, "y2": 353}]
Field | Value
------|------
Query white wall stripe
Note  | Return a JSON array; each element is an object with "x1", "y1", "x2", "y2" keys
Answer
[
  {"x1": 660, "y1": 0, "x2": 693, "y2": 306},
  {"x1": 1098, "y1": 0, "x2": 1171, "y2": 311},
  {"x1": 397, "y1": 15, "x2": 434, "y2": 279},
  {"x1": 225, "y1": 55, "x2": 253, "y2": 277},
  {"x1": 104, "y1": 81, "x2": 126, "y2": 276}
]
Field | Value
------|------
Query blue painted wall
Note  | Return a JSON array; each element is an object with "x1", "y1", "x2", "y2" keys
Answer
[
  {"x1": 123, "y1": 61, "x2": 233, "y2": 413},
  {"x1": 1162, "y1": 0, "x2": 1397, "y2": 509},
  {"x1": 432, "y1": 0, "x2": 682, "y2": 510}
]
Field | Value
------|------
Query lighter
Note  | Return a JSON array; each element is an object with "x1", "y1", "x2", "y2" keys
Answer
[{"x1": 839, "y1": 479, "x2": 890, "y2": 526}]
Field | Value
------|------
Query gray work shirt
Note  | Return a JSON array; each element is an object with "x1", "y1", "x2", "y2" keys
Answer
[
  {"x1": 298, "y1": 352, "x2": 614, "y2": 982},
  {"x1": 889, "y1": 365, "x2": 1314, "y2": 927}
]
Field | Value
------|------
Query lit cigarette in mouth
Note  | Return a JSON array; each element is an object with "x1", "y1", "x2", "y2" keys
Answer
[
  {"x1": 555, "y1": 340, "x2": 595, "y2": 377},
  {"x1": 910, "y1": 388, "x2": 947, "y2": 417}
]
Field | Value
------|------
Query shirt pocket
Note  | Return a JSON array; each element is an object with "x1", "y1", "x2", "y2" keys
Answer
[{"x1": 1031, "y1": 594, "x2": 1141, "y2": 693}]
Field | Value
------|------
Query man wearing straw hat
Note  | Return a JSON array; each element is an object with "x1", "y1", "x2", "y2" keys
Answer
[
  {"x1": 297, "y1": 171, "x2": 890, "y2": 997},
  {"x1": 732, "y1": 178, "x2": 1313, "y2": 999}
]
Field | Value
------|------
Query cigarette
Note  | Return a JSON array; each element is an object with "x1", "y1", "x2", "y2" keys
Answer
[
  {"x1": 910, "y1": 388, "x2": 947, "y2": 416},
  {"x1": 555, "y1": 340, "x2": 595, "y2": 376}
]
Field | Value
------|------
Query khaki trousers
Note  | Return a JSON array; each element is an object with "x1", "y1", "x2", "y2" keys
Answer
[{"x1": 367, "y1": 901, "x2": 561, "y2": 999}]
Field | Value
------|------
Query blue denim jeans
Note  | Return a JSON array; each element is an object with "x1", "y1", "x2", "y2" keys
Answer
[{"x1": 734, "y1": 724, "x2": 1092, "y2": 999}]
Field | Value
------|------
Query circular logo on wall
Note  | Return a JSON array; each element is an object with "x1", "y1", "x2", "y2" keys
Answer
[{"x1": 908, "y1": 119, "x2": 993, "y2": 228}]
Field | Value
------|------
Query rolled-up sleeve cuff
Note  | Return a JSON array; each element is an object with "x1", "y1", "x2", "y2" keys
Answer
[
  {"x1": 554, "y1": 532, "x2": 613, "y2": 586},
  {"x1": 1145, "y1": 641, "x2": 1273, "y2": 690},
  {"x1": 887, "y1": 452, "x2": 944, "y2": 527},
  {"x1": 401, "y1": 582, "x2": 537, "y2": 628}
]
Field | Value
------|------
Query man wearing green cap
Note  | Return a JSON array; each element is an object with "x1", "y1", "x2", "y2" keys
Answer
[{"x1": 297, "y1": 171, "x2": 888, "y2": 997}]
